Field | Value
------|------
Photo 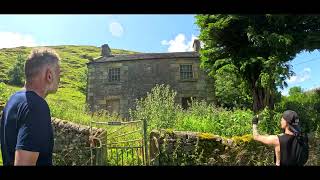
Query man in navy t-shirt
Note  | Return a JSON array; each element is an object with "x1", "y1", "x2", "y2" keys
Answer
[{"x1": 0, "y1": 48, "x2": 60, "y2": 166}]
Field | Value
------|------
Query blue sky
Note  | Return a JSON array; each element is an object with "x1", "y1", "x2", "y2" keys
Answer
[{"x1": 0, "y1": 15, "x2": 319, "y2": 94}]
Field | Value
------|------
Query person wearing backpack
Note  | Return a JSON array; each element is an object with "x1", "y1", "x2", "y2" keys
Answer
[{"x1": 252, "y1": 110, "x2": 309, "y2": 166}]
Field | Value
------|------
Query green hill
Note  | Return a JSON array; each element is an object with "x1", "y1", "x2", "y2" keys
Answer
[
  {"x1": 0, "y1": 45, "x2": 138, "y2": 124},
  {"x1": 0, "y1": 45, "x2": 138, "y2": 92}
]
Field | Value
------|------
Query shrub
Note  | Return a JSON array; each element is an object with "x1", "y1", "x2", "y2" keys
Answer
[
  {"x1": 275, "y1": 87, "x2": 320, "y2": 134},
  {"x1": 130, "y1": 84, "x2": 280, "y2": 138},
  {"x1": 130, "y1": 84, "x2": 180, "y2": 130},
  {"x1": 7, "y1": 54, "x2": 25, "y2": 86}
]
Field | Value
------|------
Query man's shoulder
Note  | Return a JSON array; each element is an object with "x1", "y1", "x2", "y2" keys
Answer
[
  {"x1": 4, "y1": 90, "x2": 28, "y2": 109},
  {"x1": 8, "y1": 90, "x2": 49, "y2": 113},
  {"x1": 8, "y1": 90, "x2": 26, "y2": 101}
]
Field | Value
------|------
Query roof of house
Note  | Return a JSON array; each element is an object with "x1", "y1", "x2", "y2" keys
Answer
[{"x1": 87, "y1": 51, "x2": 199, "y2": 65}]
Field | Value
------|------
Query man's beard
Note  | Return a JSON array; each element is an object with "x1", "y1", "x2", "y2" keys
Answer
[{"x1": 46, "y1": 81, "x2": 59, "y2": 95}]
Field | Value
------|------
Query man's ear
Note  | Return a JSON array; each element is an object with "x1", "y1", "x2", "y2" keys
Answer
[{"x1": 46, "y1": 68, "x2": 52, "y2": 82}]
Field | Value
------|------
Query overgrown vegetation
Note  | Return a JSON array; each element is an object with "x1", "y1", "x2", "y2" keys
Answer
[
  {"x1": 7, "y1": 54, "x2": 25, "y2": 86},
  {"x1": 275, "y1": 87, "x2": 320, "y2": 134},
  {"x1": 214, "y1": 65, "x2": 253, "y2": 109},
  {"x1": 130, "y1": 84, "x2": 283, "y2": 138}
]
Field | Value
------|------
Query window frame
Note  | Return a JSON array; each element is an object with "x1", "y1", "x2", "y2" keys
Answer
[
  {"x1": 179, "y1": 64, "x2": 194, "y2": 80},
  {"x1": 108, "y1": 67, "x2": 121, "y2": 82}
]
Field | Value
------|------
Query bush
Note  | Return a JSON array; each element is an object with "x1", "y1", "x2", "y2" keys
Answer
[
  {"x1": 130, "y1": 84, "x2": 280, "y2": 138},
  {"x1": 130, "y1": 84, "x2": 180, "y2": 130},
  {"x1": 258, "y1": 107, "x2": 282, "y2": 135},
  {"x1": 175, "y1": 101, "x2": 254, "y2": 137},
  {"x1": 275, "y1": 87, "x2": 320, "y2": 134},
  {"x1": 214, "y1": 65, "x2": 253, "y2": 109},
  {"x1": 7, "y1": 54, "x2": 25, "y2": 86}
]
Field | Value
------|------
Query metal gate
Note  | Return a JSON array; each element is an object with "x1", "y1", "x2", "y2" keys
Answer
[{"x1": 90, "y1": 119, "x2": 149, "y2": 166}]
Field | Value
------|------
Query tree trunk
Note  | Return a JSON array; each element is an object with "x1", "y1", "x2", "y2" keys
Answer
[
  {"x1": 252, "y1": 80, "x2": 275, "y2": 113},
  {"x1": 252, "y1": 86, "x2": 265, "y2": 113},
  {"x1": 268, "y1": 89, "x2": 275, "y2": 110}
]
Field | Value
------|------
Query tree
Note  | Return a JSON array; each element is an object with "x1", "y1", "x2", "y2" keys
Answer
[
  {"x1": 215, "y1": 64, "x2": 252, "y2": 109},
  {"x1": 196, "y1": 15, "x2": 320, "y2": 113},
  {"x1": 288, "y1": 86, "x2": 303, "y2": 96},
  {"x1": 8, "y1": 54, "x2": 25, "y2": 86},
  {"x1": 276, "y1": 86, "x2": 320, "y2": 133}
]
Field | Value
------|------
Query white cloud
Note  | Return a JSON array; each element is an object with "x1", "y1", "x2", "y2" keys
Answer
[
  {"x1": 161, "y1": 33, "x2": 198, "y2": 52},
  {"x1": 288, "y1": 67, "x2": 311, "y2": 84},
  {"x1": 161, "y1": 40, "x2": 169, "y2": 45},
  {"x1": 109, "y1": 22, "x2": 124, "y2": 37},
  {"x1": 303, "y1": 67, "x2": 311, "y2": 72},
  {"x1": 0, "y1": 32, "x2": 37, "y2": 49}
]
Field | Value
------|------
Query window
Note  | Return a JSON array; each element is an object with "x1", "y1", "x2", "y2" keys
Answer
[
  {"x1": 180, "y1": 64, "x2": 193, "y2": 80},
  {"x1": 108, "y1": 68, "x2": 120, "y2": 82},
  {"x1": 106, "y1": 99, "x2": 120, "y2": 114}
]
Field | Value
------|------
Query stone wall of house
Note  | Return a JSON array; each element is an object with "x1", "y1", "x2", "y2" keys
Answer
[
  {"x1": 149, "y1": 129, "x2": 320, "y2": 166},
  {"x1": 52, "y1": 118, "x2": 106, "y2": 165},
  {"x1": 87, "y1": 57, "x2": 215, "y2": 118}
]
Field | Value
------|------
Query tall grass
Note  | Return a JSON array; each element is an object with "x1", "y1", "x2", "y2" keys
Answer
[
  {"x1": 175, "y1": 102, "x2": 254, "y2": 137},
  {"x1": 0, "y1": 82, "x2": 21, "y2": 104},
  {"x1": 130, "y1": 84, "x2": 282, "y2": 138},
  {"x1": 0, "y1": 83, "x2": 123, "y2": 126}
]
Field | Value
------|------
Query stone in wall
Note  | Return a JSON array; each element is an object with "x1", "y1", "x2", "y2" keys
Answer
[{"x1": 51, "y1": 118, "x2": 106, "y2": 165}]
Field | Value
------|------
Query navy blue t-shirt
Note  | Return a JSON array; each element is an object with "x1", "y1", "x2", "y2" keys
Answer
[{"x1": 0, "y1": 90, "x2": 53, "y2": 166}]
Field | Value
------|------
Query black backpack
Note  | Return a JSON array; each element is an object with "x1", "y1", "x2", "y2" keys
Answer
[{"x1": 293, "y1": 134, "x2": 309, "y2": 166}]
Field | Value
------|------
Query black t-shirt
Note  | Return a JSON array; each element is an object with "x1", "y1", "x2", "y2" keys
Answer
[
  {"x1": 277, "y1": 134, "x2": 303, "y2": 166},
  {"x1": 0, "y1": 90, "x2": 53, "y2": 166}
]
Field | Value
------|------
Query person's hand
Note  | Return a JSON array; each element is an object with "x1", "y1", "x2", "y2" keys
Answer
[{"x1": 252, "y1": 115, "x2": 259, "y2": 125}]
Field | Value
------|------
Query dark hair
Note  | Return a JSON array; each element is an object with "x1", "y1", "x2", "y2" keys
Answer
[
  {"x1": 25, "y1": 48, "x2": 60, "y2": 83},
  {"x1": 282, "y1": 110, "x2": 301, "y2": 136}
]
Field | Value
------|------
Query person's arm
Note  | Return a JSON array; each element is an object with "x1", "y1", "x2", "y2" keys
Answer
[
  {"x1": 14, "y1": 150, "x2": 39, "y2": 166},
  {"x1": 252, "y1": 115, "x2": 279, "y2": 146}
]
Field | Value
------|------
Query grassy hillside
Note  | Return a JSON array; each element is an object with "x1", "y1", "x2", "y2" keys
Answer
[
  {"x1": 0, "y1": 45, "x2": 137, "y2": 92},
  {"x1": 0, "y1": 45, "x2": 138, "y2": 123}
]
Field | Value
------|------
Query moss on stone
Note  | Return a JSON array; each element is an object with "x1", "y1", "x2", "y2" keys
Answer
[
  {"x1": 198, "y1": 133, "x2": 217, "y2": 140},
  {"x1": 231, "y1": 134, "x2": 253, "y2": 144},
  {"x1": 165, "y1": 128, "x2": 175, "y2": 135}
]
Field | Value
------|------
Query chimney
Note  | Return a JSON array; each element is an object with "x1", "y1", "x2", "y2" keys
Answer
[
  {"x1": 101, "y1": 44, "x2": 112, "y2": 57},
  {"x1": 192, "y1": 39, "x2": 201, "y2": 52}
]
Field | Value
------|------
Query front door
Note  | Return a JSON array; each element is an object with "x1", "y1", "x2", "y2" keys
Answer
[{"x1": 106, "y1": 99, "x2": 120, "y2": 114}]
